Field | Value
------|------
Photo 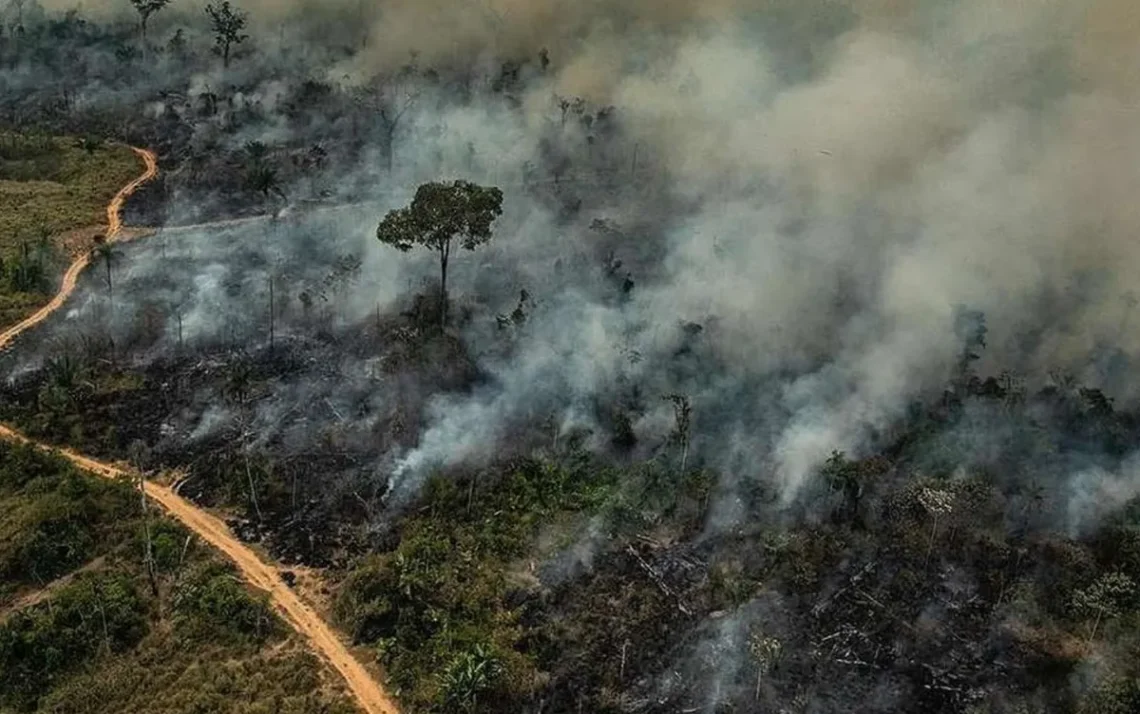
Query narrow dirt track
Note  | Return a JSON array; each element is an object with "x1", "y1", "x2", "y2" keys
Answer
[
  {"x1": 0, "y1": 147, "x2": 399, "y2": 714},
  {"x1": 0, "y1": 146, "x2": 156, "y2": 351}
]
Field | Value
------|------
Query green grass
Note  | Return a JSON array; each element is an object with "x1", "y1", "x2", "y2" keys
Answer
[{"x1": 0, "y1": 132, "x2": 142, "y2": 326}]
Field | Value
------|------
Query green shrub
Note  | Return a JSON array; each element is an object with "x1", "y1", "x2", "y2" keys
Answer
[
  {"x1": 172, "y1": 561, "x2": 277, "y2": 644},
  {"x1": 0, "y1": 572, "x2": 147, "y2": 710}
]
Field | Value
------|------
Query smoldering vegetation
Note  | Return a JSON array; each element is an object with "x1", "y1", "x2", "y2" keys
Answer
[{"x1": 4, "y1": 0, "x2": 1140, "y2": 712}]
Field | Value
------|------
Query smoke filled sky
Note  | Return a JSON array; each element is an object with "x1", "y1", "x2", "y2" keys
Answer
[{"x1": 364, "y1": 0, "x2": 1140, "y2": 501}]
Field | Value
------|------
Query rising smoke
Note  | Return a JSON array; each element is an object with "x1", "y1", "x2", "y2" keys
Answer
[
  {"x1": 5, "y1": 1, "x2": 1140, "y2": 711},
  {"x1": 6, "y1": 0, "x2": 1140, "y2": 523}
]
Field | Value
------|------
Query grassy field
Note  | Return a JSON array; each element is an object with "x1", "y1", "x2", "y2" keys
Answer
[
  {"x1": 0, "y1": 439, "x2": 359, "y2": 714},
  {"x1": 0, "y1": 133, "x2": 142, "y2": 326}
]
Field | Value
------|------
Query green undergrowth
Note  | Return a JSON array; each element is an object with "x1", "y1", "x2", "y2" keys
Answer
[
  {"x1": 0, "y1": 440, "x2": 357, "y2": 714},
  {"x1": 331, "y1": 442, "x2": 1140, "y2": 713},
  {"x1": 333, "y1": 456, "x2": 713, "y2": 712}
]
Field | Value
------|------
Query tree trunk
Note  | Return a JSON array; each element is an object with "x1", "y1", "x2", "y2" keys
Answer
[
  {"x1": 439, "y1": 242, "x2": 450, "y2": 326},
  {"x1": 268, "y1": 275, "x2": 275, "y2": 348},
  {"x1": 223, "y1": 42, "x2": 230, "y2": 68},
  {"x1": 140, "y1": 474, "x2": 159, "y2": 598},
  {"x1": 244, "y1": 441, "x2": 263, "y2": 521},
  {"x1": 384, "y1": 123, "x2": 395, "y2": 174},
  {"x1": 95, "y1": 585, "x2": 112, "y2": 655},
  {"x1": 924, "y1": 516, "x2": 939, "y2": 568},
  {"x1": 178, "y1": 534, "x2": 193, "y2": 569}
]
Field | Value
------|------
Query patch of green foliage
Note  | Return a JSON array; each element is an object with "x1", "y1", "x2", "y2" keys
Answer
[
  {"x1": 0, "y1": 573, "x2": 147, "y2": 709},
  {"x1": 0, "y1": 440, "x2": 356, "y2": 714},
  {"x1": 0, "y1": 131, "x2": 141, "y2": 325},
  {"x1": 171, "y1": 560, "x2": 278, "y2": 645},
  {"x1": 0, "y1": 442, "x2": 135, "y2": 602},
  {"x1": 334, "y1": 458, "x2": 624, "y2": 712},
  {"x1": 334, "y1": 454, "x2": 718, "y2": 712}
]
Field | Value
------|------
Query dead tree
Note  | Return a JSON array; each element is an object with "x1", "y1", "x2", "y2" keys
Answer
[
  {"x1": 626, "y1": 545, "x2": 692, "y2": 616},
  {"x1": 129, "y1": 441, "x2": 159, "y2": 598},
  {"x1": 664, "y1": 393, "x2": 692, "y2": 473},
  {"x1": 267, "y1": 273, "x2": 275, "y2": 348},
  {"x1": 355, "y1": 72, "x2": 419, "y2": 175}
]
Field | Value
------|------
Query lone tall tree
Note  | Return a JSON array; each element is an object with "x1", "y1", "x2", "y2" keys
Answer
[
  {"x1": 377, "y1": 180, "x2": 503, "y2": 325},
  {"x1": 205, "y1": 1, "x2": 248, "y2": 68},
  {"x1": 129, "y1": 0, "x2": 173, "y2": 45}
]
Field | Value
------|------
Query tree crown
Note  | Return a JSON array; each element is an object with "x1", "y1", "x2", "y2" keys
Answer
[
  {"x1": 377, "y1": 180, "x2": 503, "y2": 254},
  {"x1": 205, "y1": 1, "x2": 248, "y2": 42},
  {"x1": 130, "y1": 0, "x2": 173, "y2": 21}
]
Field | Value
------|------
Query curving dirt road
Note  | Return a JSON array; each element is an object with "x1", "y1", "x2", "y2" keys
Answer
[
  {"x1": 0, "y1": 146, "x2": 156, "y2": 351},
  {"x1": 0, "y1": 147, "x2": 399, "y2": 714}
]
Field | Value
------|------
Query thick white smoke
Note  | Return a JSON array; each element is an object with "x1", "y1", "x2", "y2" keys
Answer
[{"x1": 9, "y1": 0, "x2": 1140, "y2": 519}]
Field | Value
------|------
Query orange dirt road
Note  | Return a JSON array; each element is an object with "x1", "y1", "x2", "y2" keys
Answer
[
  {"x1": 0, "y1": 147, "x2": 399, "y2": 714},
  {"x1": 0, "y1": 146, "x2": 156, "y2": 351}
]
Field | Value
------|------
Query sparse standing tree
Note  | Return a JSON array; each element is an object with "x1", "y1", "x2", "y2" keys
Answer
[
  {"x1": 1071, "y1": 572, "x2": 1137, "y2": 644},
  {"x1": 748, "y1": 632, "x2": 782, "y2": 703},
  {"x1": 356, "y1": 72, "x2": 418, "y2": 175},
  {"x1": 953, "y1": 306, "x2": 987, "y2": 387},
  {"x1": 129, "y1": 440, "x2": 160, "y2": 598},
  {"x1": 89, "y1": 580, "x2": 113, "y2": 655},
  {"x1": 92, "y1": 234, "x2": 117, "y2": 306},
  {"x1": 129, "y1": 0, "x2": 173, "y2": 47},
  {"x1": 664, "y1": 393, "x2": 692, "y2": 473},
  {"x1": 243, "y1": 141, "x2": 287, "y2": 202},
  {"x1": 246, "y1": 164, "x2": 286, "y2": 201},
  {"x1": 224, "y1": 363, "x2": 264, "y2": 522},
  {"x1": 356, "y1": 0, "x2": 368, "y2": 49},
  {"x1": 376, "y1": 180, "x2": 503, "y2": 326},
  {"x1": 378, "y1": 85, "x2": 417, "y2": 175},
  {"x1": 205, "y1": 1, "x2": 248, "y2": 69},
  {"x1": 168, "y1": 27, "x2": 188, "y2": 59},
  {"x1": 917, "y1": 487, "x2": 955, "y2": 568},
  {"x1": 267, "y1": 272, "x2": 276, "y2": 348},
  {"x1": 10, "y1": 0, "x2": 25, "y2": 37}
]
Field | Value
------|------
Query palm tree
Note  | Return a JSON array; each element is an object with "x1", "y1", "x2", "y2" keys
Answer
[
  {"x1": 440, "y1": 645, "x2": 503, "y2": 713},
  {"x1": 91, "y1": 234, "x2": 118, "y2": 304},
  {"x1": 243, "y1": 140, "x2": 268, "y2": 163},
  {"x1": 246, "y1": 164, "x2": 286, "y2": 201}
]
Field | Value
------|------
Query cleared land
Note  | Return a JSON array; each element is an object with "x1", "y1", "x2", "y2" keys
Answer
[{"x1": 0, "y1": 133, "x2": 141, "y2": 326}]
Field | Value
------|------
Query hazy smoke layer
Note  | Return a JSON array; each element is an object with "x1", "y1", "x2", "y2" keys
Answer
[
  {"x1": 5, "y1": 3, "x2": 1140, "y2": 710},
  {"x1": 8, "y1": 0, "x2": 1140, "y2": 520},
  {"x1": 364, "y1": 0, "x2": 1140, "y2": 507}
]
